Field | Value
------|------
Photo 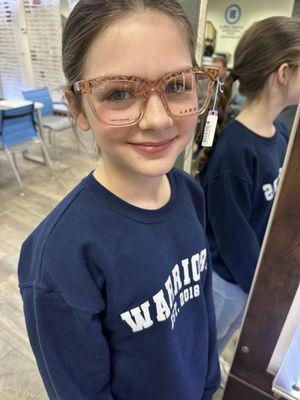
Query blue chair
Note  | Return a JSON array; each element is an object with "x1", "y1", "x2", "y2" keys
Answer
[
  {"x1": 22, "y1": 87, "x2": 79, "y2": 160},
  {"x1": 0, "y1": 103, "x2": 53, "y2": 194}
]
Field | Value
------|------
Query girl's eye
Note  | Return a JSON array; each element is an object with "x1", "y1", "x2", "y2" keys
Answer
[{"x1": 106, "y1": 89, "x2": 132, "y2": 102}]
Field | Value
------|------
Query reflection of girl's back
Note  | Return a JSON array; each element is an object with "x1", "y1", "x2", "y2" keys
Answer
[{"x1": 196, "y1": 16, "x2": 300, "y2": 356}]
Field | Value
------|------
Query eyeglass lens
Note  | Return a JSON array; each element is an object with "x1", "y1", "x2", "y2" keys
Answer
[
  {"x1": 91, "y1": 71, "x2": 211, "y2": 125},
  {"x1": 92, "y1": 79, "x2": 144, "y2": 125},
  {"x1": 165, "y1": 71, "x2": 210, "y2": 117}
]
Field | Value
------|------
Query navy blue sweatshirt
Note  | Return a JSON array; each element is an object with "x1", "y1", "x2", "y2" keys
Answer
[
  {"x1": 18, "y1": 168, "x2": 220, "y2": 400},
  {"x1": 198, "y1": 120, "x2": 288, "y2": 293}
]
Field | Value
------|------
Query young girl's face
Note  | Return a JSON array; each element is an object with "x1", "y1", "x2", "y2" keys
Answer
[{"x1": 77, "y1": 11, "x2": 198, "y2": 179}]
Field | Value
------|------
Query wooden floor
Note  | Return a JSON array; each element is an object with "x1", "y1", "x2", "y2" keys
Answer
[{"x1": 0, "y1": 128, "x2": 227, "y2": 399}]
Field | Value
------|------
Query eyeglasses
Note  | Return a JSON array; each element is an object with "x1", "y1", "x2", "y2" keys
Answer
[{"x1": 72, "y1": 67, "x2": 219, "y2": 127}]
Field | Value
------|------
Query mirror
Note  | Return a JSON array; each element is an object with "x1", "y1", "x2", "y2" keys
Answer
[
  {"x1": 204, "y1": 21, "x2": 217, "y2": 57},
  {"x1": 222, "y1": 103, "x2": 300, "y2": 399},
  {"x1": 196, "y1": 1, "x2": 300, "y2": 399}
]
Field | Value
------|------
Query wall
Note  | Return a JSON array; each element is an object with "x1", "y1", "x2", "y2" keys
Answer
[
  {"x1": 293, "y1": 0, "x2": 300, "y2": 15},
  {"x1": 179, "y1": 0, "x2": 201, "y2": 35},
  {"x1": 207, "y1": 0, "x2": 295, "y2": 66},
  {"x1": 60, "y1": 0, "x2": 70, "y2": 18}
]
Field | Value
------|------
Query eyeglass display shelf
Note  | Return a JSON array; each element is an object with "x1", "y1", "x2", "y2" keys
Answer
[{"x1": 272, "y1": 324, "x2": 300, "y2": 400}]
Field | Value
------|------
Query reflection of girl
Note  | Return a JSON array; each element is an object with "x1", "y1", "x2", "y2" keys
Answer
[
  {"x1": 197, "y1": 16, "x2": 300, "y2": 354},
  {"x1": 18, "y1": 1, "x2": 220, "y2": 399}
]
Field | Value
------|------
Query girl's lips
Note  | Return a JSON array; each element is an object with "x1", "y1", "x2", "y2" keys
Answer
[{"x1": 128, "y1": 138, "x2": 175, "y2": 154}]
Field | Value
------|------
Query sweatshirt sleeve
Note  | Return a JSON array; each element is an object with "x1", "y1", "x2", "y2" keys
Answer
[
  {"x1": 206, "y1": 172, "x2": 260, "y2": 293},
  {"x1": 20, "y1": 284, "x2": 114, "y2": 400},
  {"x1": 201, "y1": 248, "x2": 221, "y2": 400}
]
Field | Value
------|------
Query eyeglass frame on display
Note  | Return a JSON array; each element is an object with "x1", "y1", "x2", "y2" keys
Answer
[{"x1": 70, "y1": 67, "x2": 219, "y2": 127}]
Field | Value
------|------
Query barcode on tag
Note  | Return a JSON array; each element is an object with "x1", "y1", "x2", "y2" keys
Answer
[{"x1": 202, "y1": 110, "x2": 218, "y2": 147}]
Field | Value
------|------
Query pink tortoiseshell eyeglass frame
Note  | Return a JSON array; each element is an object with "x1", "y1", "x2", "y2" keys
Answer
[{"x1": 71, "y1": 67, "x2": 219, "y2": 127}]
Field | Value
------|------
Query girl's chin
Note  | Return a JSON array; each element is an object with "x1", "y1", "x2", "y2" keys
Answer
[{"x1": 133, "y1": 160, "x2": 177, "y2": 178}]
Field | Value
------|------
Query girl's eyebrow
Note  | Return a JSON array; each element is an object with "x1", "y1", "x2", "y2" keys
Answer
[{"x1": 79, "y1": 66, "x2": 196, "y2": 83}]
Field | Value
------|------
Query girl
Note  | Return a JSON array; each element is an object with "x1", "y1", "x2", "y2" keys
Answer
[
  {"x1": 197, "y1": 16, "x2": 300, "y2": 355},
  {"x1": 18, "y1": 1, "x2": 220, "y2": 399}
]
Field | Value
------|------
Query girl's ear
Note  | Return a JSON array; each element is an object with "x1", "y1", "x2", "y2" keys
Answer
[
  {"x1": 64, "y1": 89, "x2": 91, "y2": 132},
  {"x1": 277, "y1": 63, "x2": 290, "y2": 86}
]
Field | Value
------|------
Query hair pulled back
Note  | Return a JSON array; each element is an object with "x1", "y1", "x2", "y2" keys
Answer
[
  {"x1": 62, "y1": 0, "x2": 197, "y2": 87},
  {"x1": 230, "y1": 16, "x2": 300, "y2": 101},
  {"x1": 197, "y1": 16, "x2": 300, "y2": 172}
]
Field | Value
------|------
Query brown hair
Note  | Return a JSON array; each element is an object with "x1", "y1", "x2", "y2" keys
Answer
[
  {"x1": 62, "y1": 0, "x2": 197, "y2": 89},
  {"x1": 212, "y1": 55, "x2": 227, "y2": 69},
  {"x1": 197, "y1": 16, "x2": 300, "y2": 172}
]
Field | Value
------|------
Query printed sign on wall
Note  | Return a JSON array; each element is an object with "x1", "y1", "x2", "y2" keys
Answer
[{"x1": 220, "y1": 4, "x2": 244, "y2": 39}]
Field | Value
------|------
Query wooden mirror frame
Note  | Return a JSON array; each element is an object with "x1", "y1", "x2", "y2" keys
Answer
[{"x1": 223, "y1": 103, "x2": 300, "y2": 399}]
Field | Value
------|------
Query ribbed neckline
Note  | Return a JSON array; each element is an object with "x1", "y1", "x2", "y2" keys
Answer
[{"x1": 84, "y1": 169, "x2": 179, "y2": 224}]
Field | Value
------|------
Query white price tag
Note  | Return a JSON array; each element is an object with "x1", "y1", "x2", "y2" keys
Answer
[{"x1": 202, "y1": 110, "x2": 218, "y2": 147}]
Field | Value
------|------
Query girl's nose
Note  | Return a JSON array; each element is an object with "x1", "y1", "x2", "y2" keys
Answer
[{"x1": 138, "y1": 92, "x2": 174, "y2": 131}]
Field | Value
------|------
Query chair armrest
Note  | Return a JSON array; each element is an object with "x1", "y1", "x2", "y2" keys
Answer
[{"x1": 53, "y1": 103, "x2": 69, "y2": 115}]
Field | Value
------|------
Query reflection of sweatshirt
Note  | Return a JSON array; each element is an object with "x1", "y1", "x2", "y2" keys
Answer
[
  {"x1": 18, "y1": 168, "x2": 220, "y2": 400},
  {"x1": 198, "y1": 120, "x2": 288, "y2": 293}
]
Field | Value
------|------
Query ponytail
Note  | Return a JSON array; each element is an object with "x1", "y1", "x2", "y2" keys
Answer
[{"x1": 196, "y1": 72, "x2": 236, "y2": 173}]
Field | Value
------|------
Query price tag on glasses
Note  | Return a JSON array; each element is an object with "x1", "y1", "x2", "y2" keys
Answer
[
  {"x1": 202, "y1": 110, "x2": 218, "y2": 147},
  {"x1": 201, "y1": 78, "x2": 223, "y2": 147}
]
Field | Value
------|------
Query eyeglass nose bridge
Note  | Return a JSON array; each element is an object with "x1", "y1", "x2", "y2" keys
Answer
[
  {"x1": 143, "y1": 79, "x2": 165, "y2": 95},
  {"x1": 140, "y1": 79, "x2": 170, "y2": 119}
]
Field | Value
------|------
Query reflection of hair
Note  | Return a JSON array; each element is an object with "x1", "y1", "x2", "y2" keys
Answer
[
  {"x1": 62, "y1": 0, "x2": 197, "y2": 89},
  {"x1": 212, "y1": 55, "x2": 227, "y2": 68},
  {"x1": 231, "y1": 16, "x2": 300, "y2": 101},
  {"x1": 204, "y1": 44, "x2": 214, "y2": 57},
  {"x1": 197, "y1": 16, "x2": 300, "y2": 172}
]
